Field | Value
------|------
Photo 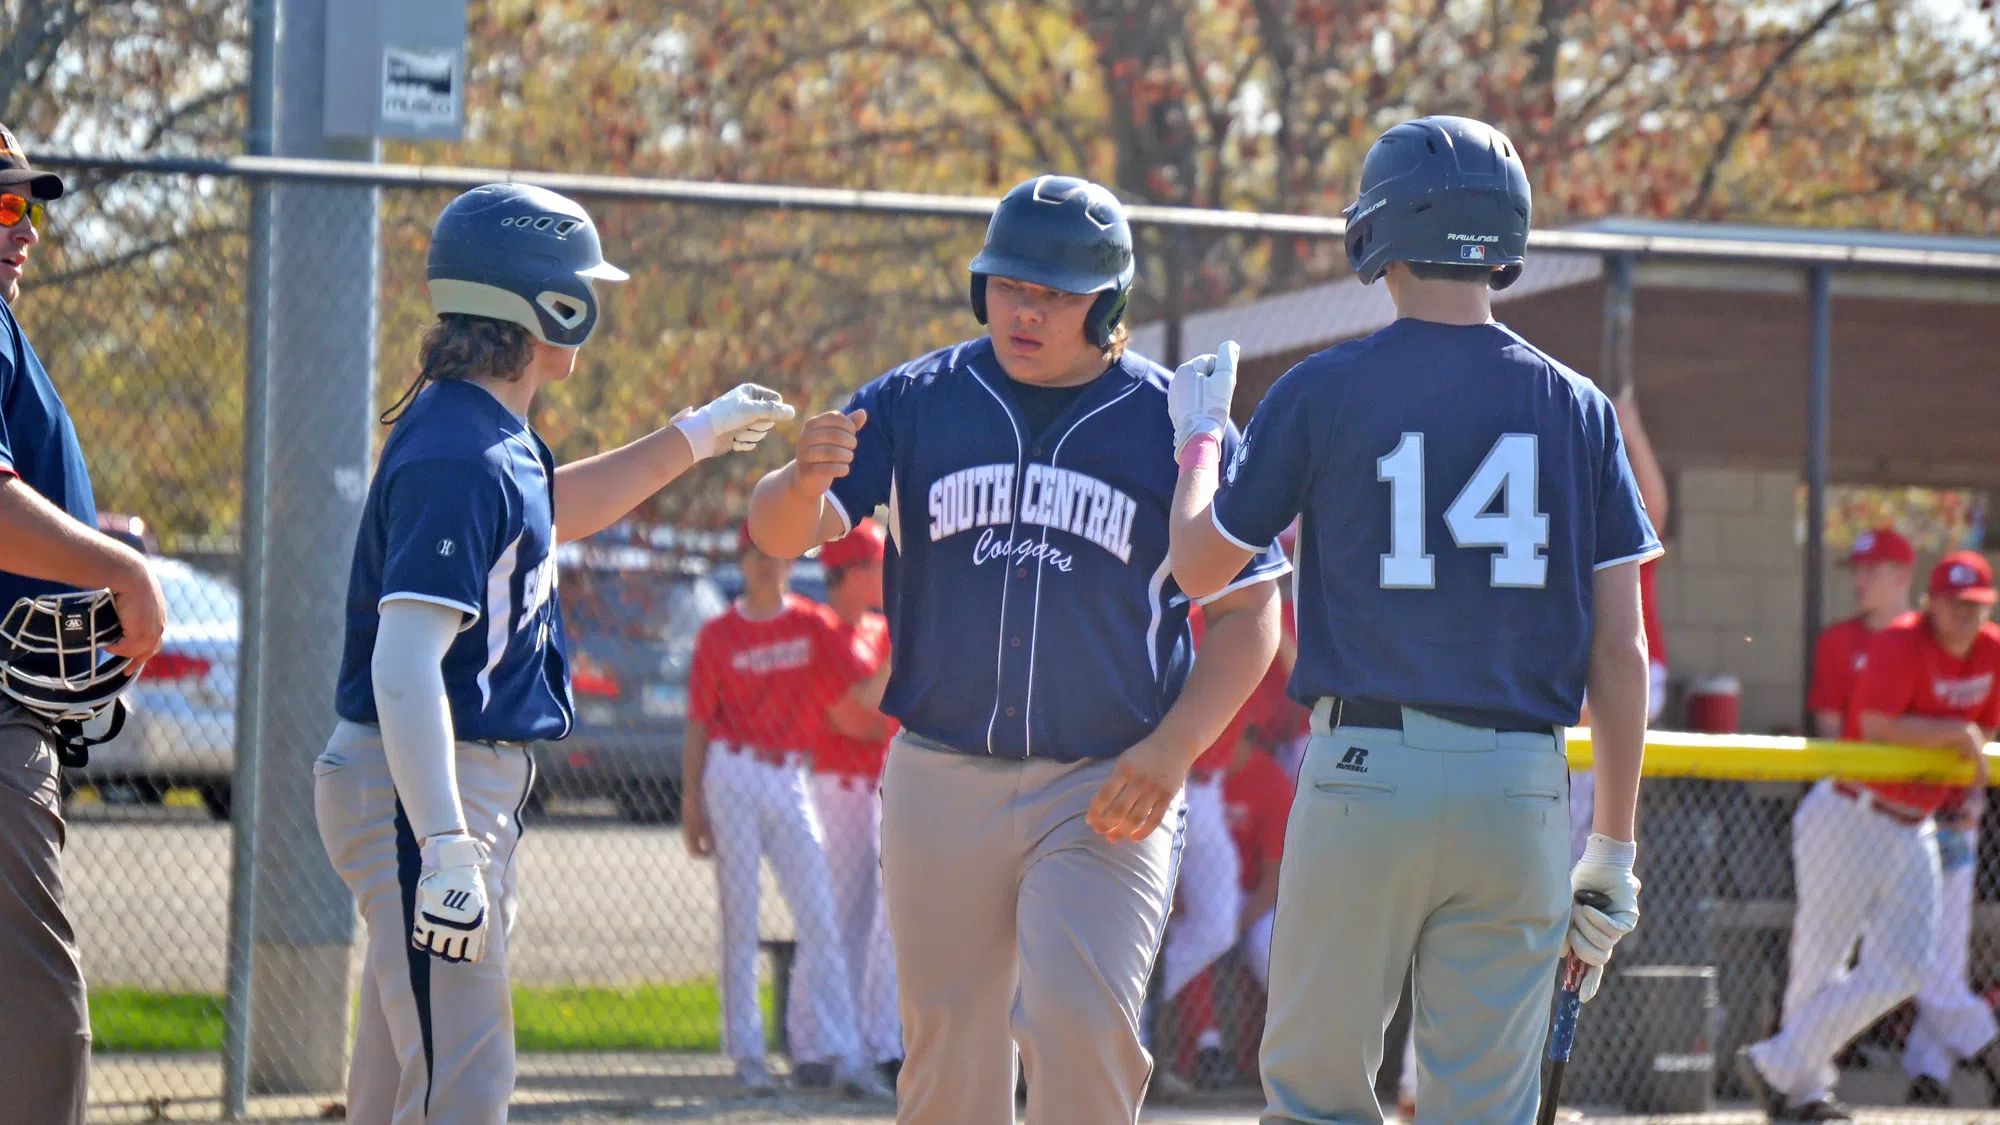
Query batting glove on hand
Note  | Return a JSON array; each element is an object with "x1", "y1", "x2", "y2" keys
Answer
[
  {"x1": 1167, "y1": 340, "x2": 1239, "y2": 457},
  {"x1": 675, "y1": 383, "x2": 797, "y2": 460},
  {"x1": 412, "y1": 835, "x2": 491, "y2": 964},
  {"x1": 1567, "y1": 833, "x2": 1641, "y2": 1003}
]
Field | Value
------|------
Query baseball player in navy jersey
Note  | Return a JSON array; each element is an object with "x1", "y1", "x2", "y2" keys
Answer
[
  {"x1": 1167, "y1": 116, "x2": 1657, "y2": 1125},
  {"x1": 315, "y1": 182, "x2": 795, "y2": 1124},
  {"x1": 748, "y1": 174, "x2": 1291, "y2": 1125}
]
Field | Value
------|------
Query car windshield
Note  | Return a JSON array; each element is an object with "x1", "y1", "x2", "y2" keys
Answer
[{"x1": 156, "y1": 564, "x2": 241, "y2": 627}]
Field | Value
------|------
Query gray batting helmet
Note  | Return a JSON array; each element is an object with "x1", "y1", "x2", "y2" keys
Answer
[{"x1": 427, "y1": 183, "x2": 629, "y2": 348}]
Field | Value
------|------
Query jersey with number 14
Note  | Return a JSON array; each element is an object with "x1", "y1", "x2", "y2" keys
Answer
[{"x1": 1213, "y1": 319, "x2": 1661, "y2": 729}]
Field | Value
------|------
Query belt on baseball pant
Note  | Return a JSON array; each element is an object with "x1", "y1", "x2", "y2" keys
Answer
[
  {"x1": 721, "y1": 741, "x2": 807, "y2": 768},
  {"x1": 1311, "y1": 695, "x2": 1551, "y2": 735},
  {"x1": 1831, "y1": 781, "x2": 1931, "y2": 827}
]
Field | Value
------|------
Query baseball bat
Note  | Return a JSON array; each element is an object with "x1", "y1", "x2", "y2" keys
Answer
[{"x1": 1536, "y1": 889, "x2": 1614, "y2": 1125}]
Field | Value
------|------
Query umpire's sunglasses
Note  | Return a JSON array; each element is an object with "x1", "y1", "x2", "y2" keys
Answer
[{"x1": 0, "y1": 193, "x2": 45, "y2": 230}]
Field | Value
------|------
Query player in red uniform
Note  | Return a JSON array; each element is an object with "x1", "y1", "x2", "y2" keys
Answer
[
  {"x1": 808, "y1": 519, "x2": 904, "y2": 1086},
  {"x1": 1740, "y1": 551, "x2": 2000, "y2": 1120},
  {"x1": 1808, "y1": 529, "x2": 1916, "y2": 738},
  {"x1": 681, "y1": 528, "x2": 894, "y2": 1099}
]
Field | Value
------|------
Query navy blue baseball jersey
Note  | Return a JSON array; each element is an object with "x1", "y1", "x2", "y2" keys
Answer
[
  {"x1": 1213, "y1": 320, "x2": 1660, "y2": 729},
  {"x1": 829, "y1": 337, "x2": 1291, "y2": 762},
  {"x1": 336, "y1": 380, "x2": 573, "y2": 743},
  {"x1": 0, "y1": 296, "x2": 97, "y2": 607}
]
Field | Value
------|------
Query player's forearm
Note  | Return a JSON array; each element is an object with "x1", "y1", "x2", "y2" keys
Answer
[
  {"x1": 1812, "y1": 710, "x2": 1844, "y2": 739},
  {"x1": 749, "y1": 464, "x2": 835, "y2": 559},
  {"x1": 1241, "y1": 863, "x2": 1280, "y2": 936},
  {"x1": 1858, "y1": 711, "x2": 1981, "y2": 749},
  {"x1": 553, "y1": 425, "x2": 699, "y2": 544},
  {"x1": 680, "y1": 721, "x2": 710, "y2": 810},
  {"x1": 1584, "y1": 637, "x2": 1647, "y2": 843},
  {"x1": 372, "y1": 600, "x2": 470, "y2": 841},
  {"x1": 1168, "y1": 452, "x2": 1246, "y2": 599},
  {"x1": 0, "y1": 476, "x2": 150, "y2": 591},
  {"x1": 1155, "y1": 582, "x2": 1281, "y2": 769}
]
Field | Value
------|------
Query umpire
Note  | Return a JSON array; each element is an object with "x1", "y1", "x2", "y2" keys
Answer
[{"x1": 0, "y1": 124, "x2": 167, "y2": 1125}]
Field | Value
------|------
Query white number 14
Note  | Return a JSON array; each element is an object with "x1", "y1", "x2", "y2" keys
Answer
[{"x1": 1375, "y1": 432, "x2": 1549, "y2": 590}]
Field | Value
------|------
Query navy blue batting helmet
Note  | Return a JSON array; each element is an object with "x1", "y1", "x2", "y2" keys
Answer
[
  {"x1": 427, "y1": 183, "x2": 629, "y2": 348},
  {"x1": 1342, "y1": 116, "x2": 1532, "y2": 290},
  {"x1": 969, "y1": 175, "x2": 1135, "y2": 348}
]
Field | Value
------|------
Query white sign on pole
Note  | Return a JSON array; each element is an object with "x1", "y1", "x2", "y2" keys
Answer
[{"x1": 380, "y1": 45, "x2": 461, "y2": 131}]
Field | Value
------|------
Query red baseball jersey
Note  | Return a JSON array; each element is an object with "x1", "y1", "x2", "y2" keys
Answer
[
  {"x1": 813, "y1": 610, "x2": 898, "y2": 778},
  {"x1": 689, "y1": 595, "x2": 866, "y2": 754},
  {"x1": 1808, "y1": 615, "x2": 1880, "y2": 718},
  {"x1": 1845, "y1": 614, "x2": 2000, "y2": 815},
  {"x1": 1222, "y1": 749, "x2": 1295, "y2": 894},
  {"x1": 1640, "y1": 559, "x2": 1668, "y2": 666},
  {"x1": 1240, "y1": 613, "x2": 1309, "y2": 750}
]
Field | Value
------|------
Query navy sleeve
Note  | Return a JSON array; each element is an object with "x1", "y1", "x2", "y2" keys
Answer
[
  {"x1": 1213, "y1": 367, "x2": 1315, "y2": 552},
  {"x1": 378, "y1": 457, "x2": 520, "y2": 624},
  {"x1": 1591, "y1": 396, "x2": 1663, "y2": 570},
  {"x1": 0, "y1": 316, "x2": 17, "y2": 476},
  {"x1": 826, "y1": 372, "x2": 901, "y2": 532},
  {"x1": 1195, "y1": 421, "x2": 1295, "y2": 604}
]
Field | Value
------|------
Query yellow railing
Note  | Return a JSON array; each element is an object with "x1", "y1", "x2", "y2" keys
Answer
[{"x1": 1564, "y1": 729, "x2": 1998, "y2": 784}]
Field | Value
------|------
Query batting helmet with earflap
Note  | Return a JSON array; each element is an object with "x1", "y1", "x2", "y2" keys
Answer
[
  {"x1": 427, "y1": 183, "x2": 630, "y2": 348},
  {"x1": 969, "y1": 176, "x2": 1135, "y2": 348},
  {"x1": 1342, "y1": 116, "x2": 1532, "y2": 291}
]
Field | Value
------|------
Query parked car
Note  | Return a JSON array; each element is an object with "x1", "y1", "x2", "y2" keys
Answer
[
  {"x1": 72, "y1": 556, "x2": 241, "y2": 819},
  {"x1": 537, "y1": 541, "x2": 731, "y2": 822}
]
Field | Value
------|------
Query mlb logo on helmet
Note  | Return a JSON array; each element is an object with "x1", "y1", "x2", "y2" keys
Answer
[{"x1": 1461, "y1": 244, "x2": 1486, "y2": 260}]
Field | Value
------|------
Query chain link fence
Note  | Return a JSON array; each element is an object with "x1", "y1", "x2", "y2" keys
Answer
[{"x1": 14, "y1": 160, "x2": 2000, "y2": 1122}]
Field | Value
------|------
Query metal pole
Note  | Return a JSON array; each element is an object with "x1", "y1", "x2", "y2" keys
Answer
[
  {"x1": 1802, "y1": 267, "x2": 1832, "y2": 730},
  {"x1": 1163, "y1": 228, "x2": 1188, "y2": 367},
  {"x1": 242, "y1": 0, "x2": 375, "y2": 1092},
  {"x1": 1602, "y1": 255, "x2": 1635, "y2": 399},
  {"x1": 221, "y1": 0, "x2": 279, "y2": 1114}
]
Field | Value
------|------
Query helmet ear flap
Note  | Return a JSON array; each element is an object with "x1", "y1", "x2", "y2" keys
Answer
[
  {"x1": 970, "y1": 274, "x2": 990, "y2": 326},
  {"x1": 1085, "y1": 287, "x2": 1128, "y2": 349},
  {"x1": 1489, "y1": 264, "x2": 1523, "y2": 291}
]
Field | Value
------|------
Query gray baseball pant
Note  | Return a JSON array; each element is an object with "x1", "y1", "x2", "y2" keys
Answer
[
  {"x1": 315, "y1": 720, "x2": 534, "y2": 1125},
  {"x1": 0, "y1": 709, "x2": 88, "y2": 1125},
  {"x1": 881, "y1": 733, "x2": 1183, "y2": 1125},
  {"x1": 1261, "y1": 705, "x2": 1571, "y2": 1125}
]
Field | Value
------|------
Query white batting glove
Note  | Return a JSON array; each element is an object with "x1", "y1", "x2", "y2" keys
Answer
[
  {"x1": 1167, "y1": 340, "x2": 1239, "y2": 457},
  {"x1": 412, "y1": 835, "x2": 491, "y2": 964},
  {"x1": 1566, "y1": 833, "x2": 1640, "y2": 1003},
  {"x1": 673, "y1": 383, "x2": 797, "y2": 460}
]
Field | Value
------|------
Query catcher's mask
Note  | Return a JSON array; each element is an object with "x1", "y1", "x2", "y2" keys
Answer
[{"x1": 0, "y1": 590, "x2": 135, "y2": 765}]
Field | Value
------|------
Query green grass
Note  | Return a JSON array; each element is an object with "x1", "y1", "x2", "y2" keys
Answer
[{"x1": 90, "y1": 981, "x2": 776, "y2": 1054}]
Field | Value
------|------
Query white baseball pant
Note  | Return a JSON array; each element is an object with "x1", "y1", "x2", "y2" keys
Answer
[
  {"x1": 704, "y1": 742, "x2": 861, "y2": 1069},
  {"x1": 811, "y1": 772, "x2": 902, "y2": 1065},
  {"x1": 1747, "y1": 780, "x2": 1939, "y2": 1103},
  {"x1": 1243, "y1": 907, "x2": 1274, "y2": 988},
  {"x1": 1163, "y1": 772, "x2": 1243, "y2": 1000},
  {"x1": 314, "y1": 721, "x2": 533, "y2": 1125},
  {"x1": 1904, "y1": 826, "x2": 1997, "y2": 1082}
]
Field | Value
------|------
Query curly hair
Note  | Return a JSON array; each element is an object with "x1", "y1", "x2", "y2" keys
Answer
[
  {"x1": 1103, "y1": 320, "x2": 1131, "y2": 364},
  {"x1": 380, "y1": 314, "x2": 535, "y2": 424}
]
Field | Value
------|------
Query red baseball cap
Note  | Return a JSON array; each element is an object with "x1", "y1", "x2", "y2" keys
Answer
[
  {"x1": 819, "y1": 518, "x2": 886, "y2": 570},
  {"x1": 1930, "y1": 551, "x2": 1996, "y2": 604},
  {"x1": 1846, "y1": 528, "x2": 1915, "y2": 567}
]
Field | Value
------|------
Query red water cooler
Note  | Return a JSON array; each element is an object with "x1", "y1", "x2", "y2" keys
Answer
[{"x1": 1686, "y1": 675, "x2": 1741, "y2": 734}]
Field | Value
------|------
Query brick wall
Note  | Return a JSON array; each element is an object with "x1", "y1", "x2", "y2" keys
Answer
[{"x1": 1654, "y1": 468, "x2": 1811, "y2": 733}]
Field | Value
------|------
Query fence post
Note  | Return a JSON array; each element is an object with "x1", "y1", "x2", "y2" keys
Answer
[
  {"x1": 221, "y1": 0, "x2": 281, "y2": 1113},
  {"x1": 240, "y1": 0, "x2": 378, "y2": 1093},
  {"x1": 1801, "y1": 267, "x2": 1832, "y2": 730}
]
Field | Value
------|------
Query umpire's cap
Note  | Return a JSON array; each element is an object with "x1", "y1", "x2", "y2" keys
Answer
[
  {"x1": 969, "y1": 175, "x2": 1135, "y2": 348},
  {"x1": 0, "y1": 125, "x2": 63, "y2": 201},
  {"x1": 427, "y1": 183, "x2": 629, "y2": 348},
  {"x1": 1342, "y1": 116, "x2": 1531, "y2": 290}
]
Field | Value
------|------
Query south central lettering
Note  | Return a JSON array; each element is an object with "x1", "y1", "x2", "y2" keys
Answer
[{"x1": 927, "y1": 462, "x2": 1137, "y2": 563}]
